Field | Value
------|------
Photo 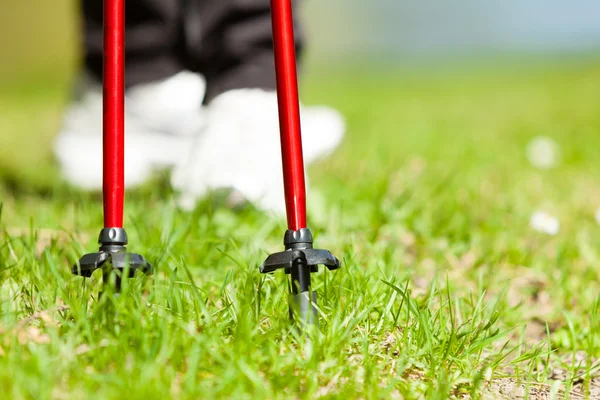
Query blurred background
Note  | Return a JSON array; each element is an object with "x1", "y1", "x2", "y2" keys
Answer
[
  {"x1": 3, "y1": 0, "x2": 600, "y2": 76},
  {"x1": 305, "y1": 0, "x2": 600, "y2": 62},
  {"x1": 0, "y1": 0, "x2": 599, "y2": 193}
]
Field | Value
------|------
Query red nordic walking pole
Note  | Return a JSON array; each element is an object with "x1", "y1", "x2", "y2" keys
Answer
[
  {"x1": 270, "y1": 0, "x2": 306, "y2": 232},
  {"x1": 260, "y1": 0, "x2": 340, "y2": 326},
  {"x1": 103, "y1": 0, "x2": 125, "y2": 230},
  {"x1": 72, "y1": 0, "x2": 152, "y2": 291}
]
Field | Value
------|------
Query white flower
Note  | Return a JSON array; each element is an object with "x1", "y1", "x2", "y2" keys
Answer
[
  {"x1": 595, "y1": 209, "x2": 600, "y2": 226},
  {"x1": 530, "y1": 211, "x2": 560, "y2": 235},
  {"x1": 526, "y1": 136, "x2": 560, "y2": 170}
]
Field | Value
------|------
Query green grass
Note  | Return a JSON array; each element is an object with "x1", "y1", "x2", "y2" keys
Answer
[{"x1": 1, "y1": 60, "x2": 600, "y2": 399}]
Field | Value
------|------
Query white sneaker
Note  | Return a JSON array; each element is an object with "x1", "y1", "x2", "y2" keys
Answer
[
  {"x1": 171, "y1": 89, "x2": 345, "y2": 214},
  {"x1": 54, "y1": 71, "x2": 207, "y2": 189}
]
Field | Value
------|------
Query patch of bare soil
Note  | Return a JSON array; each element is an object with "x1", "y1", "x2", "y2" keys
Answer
[
  {"x1": 481, "y1": 378, "x2": 556, "y2": 399},
  {"x1": 479, "y1": 375, "x2": 600, "y2": 399}
]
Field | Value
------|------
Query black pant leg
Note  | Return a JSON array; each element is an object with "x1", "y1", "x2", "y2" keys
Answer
[
  {"x1": 182, "y1": 0, "x2": 305, "y2": 102},
  {"x1": 82, "y1": 0, "x2": 185, "y2": 87}
]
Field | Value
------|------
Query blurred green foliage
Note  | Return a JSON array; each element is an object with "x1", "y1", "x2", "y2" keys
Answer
[
  {"x1": 0, "y1": 1, "x2": 78, "y2": 189},
  {"x1": 0, "y1": 0, "x2": 78, "y2": 80}
]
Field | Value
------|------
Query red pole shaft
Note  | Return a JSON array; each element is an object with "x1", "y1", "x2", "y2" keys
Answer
[
  {"x1": 270, "y1": 0, "x2": 307, "y2": 231},
  {"x1": 103, "y1": 0, "x2": 125, "y2": 228}
]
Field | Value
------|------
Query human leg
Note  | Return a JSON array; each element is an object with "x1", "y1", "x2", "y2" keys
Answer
[
  {"x1": 171, "y1": 0, "x2": 345, "y2": 213},
  {"x1": 54, "y1": 0, "x2": 207, "y2": 189}
]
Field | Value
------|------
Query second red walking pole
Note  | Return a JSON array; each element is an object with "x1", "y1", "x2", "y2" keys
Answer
[
  {"x1": 72, "y1": 0, "x2": 153, "y2": 291},
  {"x1": 260, "y1": 0, "x2": 340, "y2": 326},
  {"x1": 103, "y1": 0, "x2": 125, "y2": 229}
]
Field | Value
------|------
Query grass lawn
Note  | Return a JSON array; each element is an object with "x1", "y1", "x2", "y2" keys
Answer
[{"x1": 1, "y1": 59, "x2": 600, "y2": 399}]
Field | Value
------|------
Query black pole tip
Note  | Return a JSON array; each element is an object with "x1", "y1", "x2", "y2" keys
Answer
[
  {"x1": 260, "y1": 227, "x2": 340, "y2": 326},
  {"x1": 72, "y1": 228, "x2": 153, "y2": 280}
]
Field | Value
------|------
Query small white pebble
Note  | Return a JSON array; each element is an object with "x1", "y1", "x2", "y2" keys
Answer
[
  {"x1": 530, "y1": 211, "x2": 560, "y2": 235},
  {"x1": 226, "y1": 190, "x2": 247, "y2": 208},
  {"x1": 177, "y1": 193, "x2": 198, "y2": 211},
  {"x1": 526, "y1": 136, "x2": 560, "y2": 170}
]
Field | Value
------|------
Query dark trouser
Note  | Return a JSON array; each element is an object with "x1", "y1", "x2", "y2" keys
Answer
[{"x1": 82, "y1": 0, "x2": 304, "y2": 102}]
